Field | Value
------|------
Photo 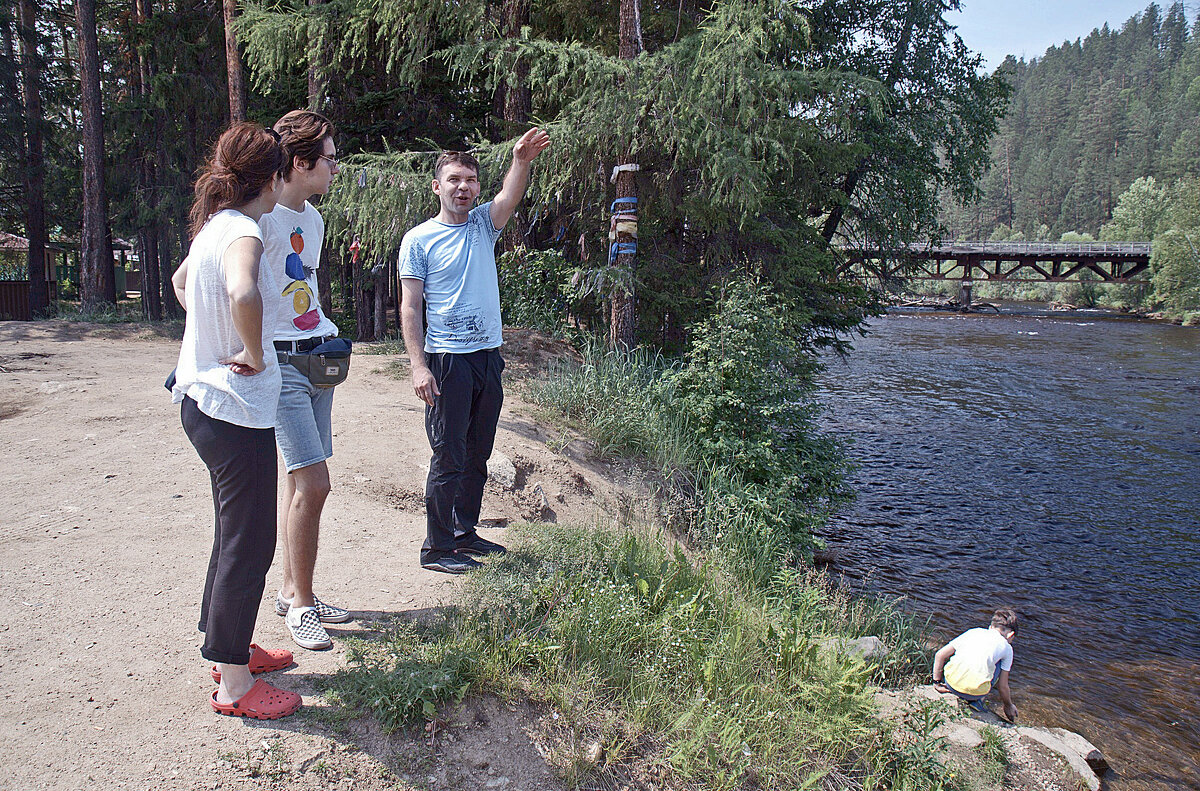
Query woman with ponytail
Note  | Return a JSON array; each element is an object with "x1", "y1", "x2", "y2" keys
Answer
[{"x1": 169, "y1": 122, "x2": 301, "y2": 719}]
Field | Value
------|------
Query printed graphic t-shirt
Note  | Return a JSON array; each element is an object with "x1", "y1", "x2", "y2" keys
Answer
[
  {"x1": 397, "y1": 202, "x2": 503, "y2": 353},
  {"x1": 171, "y1": 209, "x2": 281, "y2": 429},
  {"x1": 259, "y1": 200, "x2": 339, "y2": 341},
  {"x1": 944, "y1": 627, "x2": 1014, "y2": 697}
]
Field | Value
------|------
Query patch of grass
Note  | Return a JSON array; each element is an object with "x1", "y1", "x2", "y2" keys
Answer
[
  {"x1": 525, "y1": 343, "x2": 696, "y2": 473},
  {"x1": 336, "y1": 524, "x2": 946, "y2": 791},
  {"x1": 355, "y1": 335, "x2": 407, "y2": 355},
  {"x1": 975, "y1": 726, "x2": 1009, "y2": 787},
  {"x1": 217, "y1": 741, "x2": 290, "y2": 779},
  {"x1": 255, "y1": 740, "x2": 290, "y2": 779},
  {"x1": 381, "y1": 358, "x2": 411, "y2": 381},
  {"x1": 322, "y1": 620, "x2": 475, "y2": 731},
  {"x1": 298, "y1": 692, "x2": 359, "y2": 734},
  {"x1": 54, "y1": 299, "x2": 155, "y2": 323}
]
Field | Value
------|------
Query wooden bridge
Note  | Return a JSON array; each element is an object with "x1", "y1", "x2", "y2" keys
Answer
[{"x1": 842, "y1": 241, "x2": 1153, "y2": 284}]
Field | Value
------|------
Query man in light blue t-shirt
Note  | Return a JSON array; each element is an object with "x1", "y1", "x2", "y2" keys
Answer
[{"x1": 399, "y1": 128, "x2": 551, "y2": 574}]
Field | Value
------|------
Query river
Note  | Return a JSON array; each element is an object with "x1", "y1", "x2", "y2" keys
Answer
[{"x1": 814, "y1": 309, "x2": 1200, "y2": 791}]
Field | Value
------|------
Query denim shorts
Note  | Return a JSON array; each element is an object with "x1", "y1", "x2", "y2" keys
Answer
[{"x1": 275, "y1": 357, "x2": 335, "y2": 472}]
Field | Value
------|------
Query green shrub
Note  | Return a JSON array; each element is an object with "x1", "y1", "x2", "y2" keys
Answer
[
  {"x1": 671, "y1": 281, "x2": 850, "y2": 565},
  {"x1": 529, "y1": 279, "x2": 850, "y2": 581},
  {"x1": 1055, "y1": 271, "x2": 1101, "y2": 307},
  {"x1": 497, "y1": 246, "x2": 574, "y2": 333},
  {"x1": 0, "y1": 258, "x2": 25, "y2": 280}
]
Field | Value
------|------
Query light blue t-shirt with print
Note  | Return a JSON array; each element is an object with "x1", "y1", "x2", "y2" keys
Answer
[{"x1": 398, "y1": 202, "x2": 504, "y2": 353}]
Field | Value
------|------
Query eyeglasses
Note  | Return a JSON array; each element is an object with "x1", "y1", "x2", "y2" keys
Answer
[{"x1": 318, "y1": 153, "x2": 339, "y2": 167}]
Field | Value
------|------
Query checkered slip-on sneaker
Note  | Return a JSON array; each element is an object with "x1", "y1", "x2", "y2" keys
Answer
[
  {"x1": 275, "y1": 592, "x2": 352, "y2": 623},
  {"x1": 285, "y1": 605, "x2": 333, "y2": 650}
]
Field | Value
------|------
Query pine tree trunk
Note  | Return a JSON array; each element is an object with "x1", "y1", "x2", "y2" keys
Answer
[
  {"x1": 19, "y1": 0, "x2": 49, "y2": 316},
  {"x1": 502, "y1": 0, "x2": 531, "y2": 129},
  {"x1": 609, "y1": 0, "x2": 640, "y2": 349},
  {"x1": 306, "y1": 0, "x2": 325, "y2": 110},
  {"x1": 159, "y1": 227, "x2": 176, "y2": 318},
  {"x1": 222, "y1": 0, "x2": 245, "y2": 122},
  {"x1": 353, "y1": 258, "x2": 372, "y2": 341},
  {"x1": 317, "y1": 239, "x2": 333, "y2": 317},
  {"x1": 133, "y1": 0, "x2": 162, "y2": 320},
  {"x1": 155, "y1": 153, "x2": 178, "y2": 320},
  {"x1": 391, "y1": 256, "x2": 401, "y2": 333},
  {"x1": 373, "y1": 263, "x2": 387, "y2": 339},
  {"x1": 75, "y1": 0, "x2": 116, "y2": 309},
  {"x1": 138, "y1": 228, "x2": 161, "y2": 317},
  {"x1": 499, "y1": 0, "x2": 531, "y2": 253}
]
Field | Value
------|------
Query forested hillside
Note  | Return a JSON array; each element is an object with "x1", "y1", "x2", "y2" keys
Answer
[{"x1": 942, "y1": 2, "x2": 1199, "y2": 241}]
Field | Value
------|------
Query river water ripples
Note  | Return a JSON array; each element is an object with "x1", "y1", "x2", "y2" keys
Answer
[{"x1": 815, "y1": 310, "x2": 1200, "y2": 791}]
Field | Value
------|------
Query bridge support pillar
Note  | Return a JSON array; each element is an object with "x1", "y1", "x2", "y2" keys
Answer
[{"x1": 958, "y1": 281, "x2": 973, "y2": 310}]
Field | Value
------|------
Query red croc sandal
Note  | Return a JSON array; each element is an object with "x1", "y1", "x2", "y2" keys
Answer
[
  {"x1": 210, "y1": 644, "x2": 294, "y2": 683},
  {"x1": 210, "y1": 678, "x2": 302, "y2": 720}
]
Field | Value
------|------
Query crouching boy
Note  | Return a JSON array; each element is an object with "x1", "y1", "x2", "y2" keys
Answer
[{"x1": 932, "y1": 608, "x2": 1019, "y2": 721}]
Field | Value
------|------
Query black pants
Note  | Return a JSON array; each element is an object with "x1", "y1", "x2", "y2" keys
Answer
[
  {"x1": 421, "y1": 349, "x2": 503, "y2": 561},
  {"x1": 181, "y1": 396, "x2": 277, "y2": 665}
]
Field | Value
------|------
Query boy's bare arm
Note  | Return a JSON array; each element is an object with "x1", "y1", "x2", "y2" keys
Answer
[
  {"x1": 997, "y1": 670, "x2": 1018, "y2": 721},
  {"x1": 932, "y1": 644, "x2": 956, "y2": 682}
]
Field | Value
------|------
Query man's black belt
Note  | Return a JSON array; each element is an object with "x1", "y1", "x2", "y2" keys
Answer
[{"x1": 274, "y1": 336, "x2": 332, "y2": 353}]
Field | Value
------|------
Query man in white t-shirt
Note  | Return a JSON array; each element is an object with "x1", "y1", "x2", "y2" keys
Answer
[
  {"x1": 260, "y1": 110, "x2": 350, "y2": 650},
  {"x1": 399, "y1": 128, "x2": 551, "y2": 574},
  {"x1": 933, "y1": 608, "x2": 1019, "y2": 721}
]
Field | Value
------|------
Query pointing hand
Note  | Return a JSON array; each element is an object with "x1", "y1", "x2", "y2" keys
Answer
[{"x1": 513, "y1": 127, "x2": 551, "y2": 164}]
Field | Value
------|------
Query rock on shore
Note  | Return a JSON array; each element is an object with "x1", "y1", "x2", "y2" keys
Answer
[{"x1": 875, "y1": 684, "x2": 1109, "y2": 791}]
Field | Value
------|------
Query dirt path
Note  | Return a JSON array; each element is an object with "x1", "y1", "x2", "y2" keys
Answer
[{"x1": 0, "y1": 322, "x2": 619, "y2": 791}]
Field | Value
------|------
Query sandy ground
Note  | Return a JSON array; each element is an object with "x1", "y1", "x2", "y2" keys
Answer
[{"x1": 0, "y1": 321, "x2": 622, "y2": 791}]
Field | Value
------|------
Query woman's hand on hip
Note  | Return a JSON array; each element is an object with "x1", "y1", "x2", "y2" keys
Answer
[{"x1": 221, "y1": 347, "x2": 266, "y2": 376}]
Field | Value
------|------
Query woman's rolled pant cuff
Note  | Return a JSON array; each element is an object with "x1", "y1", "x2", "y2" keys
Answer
[{"x1": 201, "y1": 647, "x2": 252, "y2": 666}]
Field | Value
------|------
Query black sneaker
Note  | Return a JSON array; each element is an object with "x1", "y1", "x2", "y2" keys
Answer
[
  {"x1": 420, "y1": 551, "x2": 484, "y2": 574},
  {"x1": 456, "y1": 534, "x2": 508, "y2": 557}
]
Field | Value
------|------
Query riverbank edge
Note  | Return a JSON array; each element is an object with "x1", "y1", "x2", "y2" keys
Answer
[
  {"x1": 887, "y1": 292, "x2": 1200, "y2": 326},
  {"x1": 326, "y1": 450, "x2": 1110, "y2": 791},
  {"x1": 329, "y1": 336, "x2": 1108, "y2": 791}
]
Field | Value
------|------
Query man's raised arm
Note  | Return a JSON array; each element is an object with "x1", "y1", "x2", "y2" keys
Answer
[{"x1": 489, "y1": 127, "x2": 551, "y2": 231}]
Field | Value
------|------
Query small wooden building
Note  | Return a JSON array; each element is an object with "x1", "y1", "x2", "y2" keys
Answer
[{"x1": 0, "y1": 232, "x2": 61, "y2": 321}]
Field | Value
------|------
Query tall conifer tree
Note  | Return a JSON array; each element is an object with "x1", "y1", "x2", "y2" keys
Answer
[
  {"x1": 75, "y1": 0, "x2": 115, "y2": 308},
  {"x1": 18, "y1": 0, "x2": 47, "y2": 315}
]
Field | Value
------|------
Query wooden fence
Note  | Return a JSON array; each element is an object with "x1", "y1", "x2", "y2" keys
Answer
[{"x1": 0, "y1": 281, "x2": 59, "y2": 321}]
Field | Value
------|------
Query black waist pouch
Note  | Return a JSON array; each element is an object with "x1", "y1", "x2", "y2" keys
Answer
[{"x1": 284, "y1": 337, "x2": 352, "y2": 388}]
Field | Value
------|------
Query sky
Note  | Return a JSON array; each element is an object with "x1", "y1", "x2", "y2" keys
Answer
[{"x1": 947, "y1": 0, "x2": 1198, "y2": 68}]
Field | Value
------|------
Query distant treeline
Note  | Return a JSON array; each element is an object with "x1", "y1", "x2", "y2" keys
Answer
[{"x1": 942, "y1": 2, "x2": 1199, "y2": 241}]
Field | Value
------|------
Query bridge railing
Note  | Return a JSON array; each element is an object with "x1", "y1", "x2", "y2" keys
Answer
[{"x1": 846, "y1": 241, "x2": 1152, "y2": 257}]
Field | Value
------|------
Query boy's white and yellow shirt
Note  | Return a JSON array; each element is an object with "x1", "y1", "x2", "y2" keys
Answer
[{"x1": 944, "y1": 627, "x2": 1014, "y2": 696}]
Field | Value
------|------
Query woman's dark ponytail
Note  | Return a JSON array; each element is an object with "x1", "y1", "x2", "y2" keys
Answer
[{"x1": 189, "y1": 122, "x2": 286, "y2": 237}]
